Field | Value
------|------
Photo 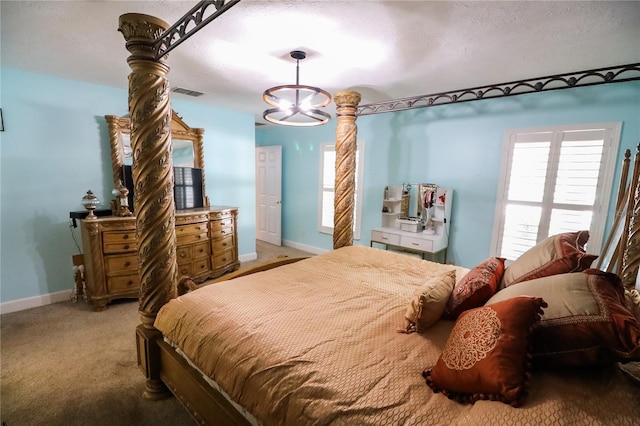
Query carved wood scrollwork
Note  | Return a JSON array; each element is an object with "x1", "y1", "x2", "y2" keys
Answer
[
  {"x1": 105, "y1": 110, "x2": 208, "y2": 209},
  {"x1": 333, "y1": 91, "x2": 361, "y2": 250},
  {"x1": 119, "y1": 13, "x2": 176, "y2": 335}
]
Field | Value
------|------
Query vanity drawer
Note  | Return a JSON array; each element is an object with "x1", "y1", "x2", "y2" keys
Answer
[
  {"x1": 212, "y1": 235, "x2": 234, "y2": 253},
  {"x1": 177, "y1": 232, "x2": 208, "y2": 246},
  {"x1": 213, "y1": 249, "x2": 235, "y2": 268},
  {"x1": 103, "y1": 231, "x2": 137, "y2": 253},
  {"x1": 400, "y1": 235, "x2": 433, "y2": 252},
  {"x1": 176, "y1": 223, "x2": 208, "y2": 237},
  {"x1": 371, "y1": 230, "x2": 401, "y2": 246},
  {"x1": 104, "y1": 254, "x2": 138, "y2": 274},
  {"x1": 107, "y1": 274, "x2": 139, "y2": 294}
]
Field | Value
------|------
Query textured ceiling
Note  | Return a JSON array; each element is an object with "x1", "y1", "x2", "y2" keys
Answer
[{"x1": 2, "y1": 1, "x2": 639, "y2": 124}]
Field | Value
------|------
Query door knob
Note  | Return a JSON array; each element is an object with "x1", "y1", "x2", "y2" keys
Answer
[{"x1": 275, "y1": 200, "x2": 281, "y2": 204}]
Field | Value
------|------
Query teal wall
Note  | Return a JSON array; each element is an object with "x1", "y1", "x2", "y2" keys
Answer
[
  {"x1": 0, "y1": 68, "x2": 255, "y2": 304},
  {"x1": 256, "y1": 81, "x2": 640, "y2": 268},
  {"x1": 2, "y1": 66, "x2": 638, "y2": 306}
]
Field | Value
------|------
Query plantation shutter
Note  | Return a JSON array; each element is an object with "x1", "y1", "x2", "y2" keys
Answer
[
  {"x1": 494, "y1": 124, "x2": 619, "y2": 261},
  {"x1": 318, "y1": 142, "x2": 365, "y2": 239},
  {"x1": 320, "y1": 146, "x2": 336, "y2": 229}
]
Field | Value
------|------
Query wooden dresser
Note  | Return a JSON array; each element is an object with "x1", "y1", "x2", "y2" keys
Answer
[{"x1": 80, "y1": 206, "x2": 240, "y2": 311}]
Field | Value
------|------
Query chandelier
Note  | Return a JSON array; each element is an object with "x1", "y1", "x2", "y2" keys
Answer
[{"x1": 263, "y1": 50, "x2": 331, "y2": 127}]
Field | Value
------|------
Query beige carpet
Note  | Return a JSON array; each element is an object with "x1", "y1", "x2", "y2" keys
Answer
[{"x1": 0, "y1": 241, "x2": 314, "y2": 426}]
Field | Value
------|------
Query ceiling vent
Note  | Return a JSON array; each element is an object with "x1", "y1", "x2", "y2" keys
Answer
[{"x1": 172, "y1": 87, "x2": 204, "y2": 97}]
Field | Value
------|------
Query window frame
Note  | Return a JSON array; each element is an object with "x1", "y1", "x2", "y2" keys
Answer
[
  {"x1": 490, "y1": 122, "x2": 621, "y2": 260},
  {"x1": 317, "y1": 140, "x2": 366, "y2": 240}
]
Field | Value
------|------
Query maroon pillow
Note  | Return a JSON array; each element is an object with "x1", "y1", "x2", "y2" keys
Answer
[
  {"x1": 443, "y1": 257, "x2": 506, "y2": 320},
  {"x1": 501, "y1": 230, "x2": 598, "y2": 288},
  {"x1": 424, "y1": 296, "x2": 547, "y2": 407},
  {"x1": 487, "y1": 269, "x2": 640, "y2": 367}
]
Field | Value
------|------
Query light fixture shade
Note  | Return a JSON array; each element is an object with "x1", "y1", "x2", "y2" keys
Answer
[{"x1": 263, "y1": 51, "x2": 331, "y2": 127}]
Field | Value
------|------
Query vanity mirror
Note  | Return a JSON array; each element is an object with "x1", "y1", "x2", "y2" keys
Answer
[{"x1": 105, "y1": 111, "x2": 209, "y2": 211}]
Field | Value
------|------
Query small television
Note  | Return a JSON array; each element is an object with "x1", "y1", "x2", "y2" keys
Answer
[{"x1": 122, "y1": 166, "x2": 204, "y2": 212}]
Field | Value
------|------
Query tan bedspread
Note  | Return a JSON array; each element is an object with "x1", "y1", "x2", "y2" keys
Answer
[{"x1": 155, "y1": 246, "x2": 640, "y2": 425}]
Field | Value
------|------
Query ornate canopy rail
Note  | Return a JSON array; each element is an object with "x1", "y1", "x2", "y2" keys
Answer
[
  {"x1": 154, "y1": 0, "x2": 241, "y2": 59},
  {"x1": 357, "y1": 63, "x2": 640, "y2": 116}
]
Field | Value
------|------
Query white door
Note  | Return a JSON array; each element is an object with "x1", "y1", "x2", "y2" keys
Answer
[{"x1": 255, "y1": 145, "x2": 282, "y2": 245}]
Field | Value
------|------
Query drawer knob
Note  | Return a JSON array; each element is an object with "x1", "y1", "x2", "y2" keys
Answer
[
  {"x1": 222, "y1": 242, "x2": 227, "y2": 247},
  {"x1": 180, "y1": 252, "x2": 186, "y2": 258},
  {"x1": 123, "y1": 234, "x2": 129, "y2": 240},
  {"x1": 199, "y1": 248, "x2": 204, "y2": 253},
  {"x1": 127, "y1": 280, "x2": 133, "y2": 286},
  {"x1": 124, "y1": 261, "x2": 131, "y2": 267},
  {"x1": 123, "y1": 244, "x2": 129, "y2": 250},
  {"x1": 412, "y1": 243, "x2": 419, "y2": 246}
]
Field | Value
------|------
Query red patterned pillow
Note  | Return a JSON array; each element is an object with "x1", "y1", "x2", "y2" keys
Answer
[
  {"x1": 501, "y1": 230, "x2": 597, "y2": 288},
  {"x1": 487, "y1": 269, "x2": 640, "y2": 367},
  {"x1": 443, "y1": 257, "x2": 505, "y2": 320},
  {"x1": 424, "y1": 297, "x2": 547, "y2": 407}
]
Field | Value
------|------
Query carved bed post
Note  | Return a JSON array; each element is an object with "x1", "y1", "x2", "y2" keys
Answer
[
  {"x1": 333, "y1": 90, "x2": 361, "y2": 249},
  {"x1": 119, "y1": 13, "x2": 176, "y2": 400},
  {"x1": 622, "y1": 143, "x2": 640, "y2": 289}
]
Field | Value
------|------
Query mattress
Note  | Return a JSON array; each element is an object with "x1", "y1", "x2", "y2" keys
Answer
[{"x1": 155, "y1": 245, "x2": 640, "y2": 425}]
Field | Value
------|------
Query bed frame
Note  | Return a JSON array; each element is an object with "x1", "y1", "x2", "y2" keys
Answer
[{"x1": 117, "y1": 12, "x2": 640, "y2": 426}]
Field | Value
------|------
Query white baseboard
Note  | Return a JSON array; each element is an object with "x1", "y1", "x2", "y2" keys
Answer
[
  {"x1": 239, "y1": 252, "x2": 258, "y2": 262},
  {"x1": 0, "y1": 290, "x2": 71, "y2": 315},
  {"x1": 282, "y1": 240, "x2": 327, "y2": 255},
  {"x1": 1, "y1": 243, "x2": 323, "y2": 315}
]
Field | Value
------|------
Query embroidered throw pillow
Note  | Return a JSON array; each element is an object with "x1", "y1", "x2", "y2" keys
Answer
[
  {"x1": 625, "y1": 289, "x2": 640, "y2": 325},
  {"x1": 443, "y1": 257, "x2": 505, "y2": 320},
  {"x1": 403, "y1": 270, "x2": 456, "y2": 333},
  {"x1": 487, "y1": 270, "x2": 640, "y2": 367},
  {"x1": 424, "y1": 296, "x2": 547, "y2": 407},
  {"x1": 501, "y1": 230, "x2": 597, "y2": 289}
]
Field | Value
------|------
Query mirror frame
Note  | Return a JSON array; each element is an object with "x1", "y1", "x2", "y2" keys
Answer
[{"x1": 105, "y1": 110, "x2": 209, "y2": 209}]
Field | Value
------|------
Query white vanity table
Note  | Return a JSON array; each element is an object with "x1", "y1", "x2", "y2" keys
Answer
[
  {"x1": 370, "y1": 226, "x2": 449, "y2": 262},
  {"x1": 370, "y1": 185, "x2": 451, "y2": 263}
]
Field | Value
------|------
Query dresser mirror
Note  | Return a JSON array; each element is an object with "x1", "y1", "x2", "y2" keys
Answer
[{"x1": 105, "y1": 111, "x2": 208, "y2": 212}]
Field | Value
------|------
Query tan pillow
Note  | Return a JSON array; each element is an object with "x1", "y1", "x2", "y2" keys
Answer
[
  {"x1": 625, "y1": 288, "x2": 640, "y2": 324},
  {"x1": 487, "y1": 269, "x2": 640, "y2": 367},
  {"x1": 501, "y1": 230, "x2": 598, "y2": 288},
  {"x1": 403, "y1": 270, "x2": 456, "y2": 333}
]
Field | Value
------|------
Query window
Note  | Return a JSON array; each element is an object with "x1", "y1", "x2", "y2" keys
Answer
[
  {"x1": 491, "y1": 123, "x2": 621, "y2": 261},
  {"x1": 318, "y1": 141, "x2": 365, "y2": 239}
]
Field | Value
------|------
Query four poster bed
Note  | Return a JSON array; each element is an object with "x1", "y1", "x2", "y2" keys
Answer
[{"x1": 116, "y1": 9, "x2": 640, "y2": 426}]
